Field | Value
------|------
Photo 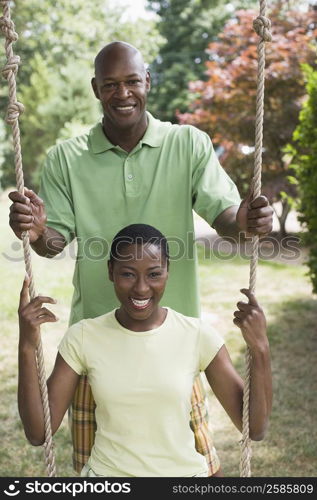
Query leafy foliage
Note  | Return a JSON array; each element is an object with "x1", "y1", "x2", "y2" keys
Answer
[
  {"x1": 147, "y1": 0, "x2": 257, "y2": 122},
  {"x1": 0, "y1": 0, "x2": 163, "y2": 189},
  {"x1": 178, "y1": 4, "x2": 317, "y2": 233},
  {"x1": 287, "y1": 65, "x2": 317, "y2": 293}
]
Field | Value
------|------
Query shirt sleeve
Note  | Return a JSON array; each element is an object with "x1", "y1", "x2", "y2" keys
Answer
[
  {"x1": 199, "y1": 320, "x2": 225, "y2": 372},
  {"x1": 38, "y1": 146, "x2": 76, "y2": 244},
  {"x1": 191, "y1": 127, "x2": 241, "y2": 227},
  {"x1": 58, "y1": 321, "x2": 86, "y2": 375}
]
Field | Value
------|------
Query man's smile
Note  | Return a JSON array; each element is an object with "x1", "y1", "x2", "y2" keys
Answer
[{"x1": 112, "y1": 104, "x2": 137, "y2": 113}]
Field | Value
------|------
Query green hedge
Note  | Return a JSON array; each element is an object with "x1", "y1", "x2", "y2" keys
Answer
[{"x1": 291, "y1": 64, "x2": 317, "y2": 293}]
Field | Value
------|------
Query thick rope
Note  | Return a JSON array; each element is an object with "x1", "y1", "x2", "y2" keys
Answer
[
  {"x1": 0, "y1": 0, "x2": 271, "y2": 480},
  {"x1": 239, "y1": 0, "x2": 272, "y2": 477},
  {"x1": 0, "y1": 0, "x2": 56, "y2": 477}
]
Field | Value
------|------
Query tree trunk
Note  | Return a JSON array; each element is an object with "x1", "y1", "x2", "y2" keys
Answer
[{"x1": 277, "y1": 199, "x2": 291, "y2": 238}]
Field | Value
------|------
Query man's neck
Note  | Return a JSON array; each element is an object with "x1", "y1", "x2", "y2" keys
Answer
[{"x1": 102, "y1": 114, "x2": 148, "y2": 153}]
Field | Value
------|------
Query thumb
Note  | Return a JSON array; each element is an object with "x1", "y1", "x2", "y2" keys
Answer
[
  {"x1": 239, "y1": 185, "x2": 254, "y2": 208},
  {"x1": 20, "y1": 274, "x2": 30, "y2": 307},
  {"x1": 24, "y1": 187, "x2": 44, "y2": 206}
]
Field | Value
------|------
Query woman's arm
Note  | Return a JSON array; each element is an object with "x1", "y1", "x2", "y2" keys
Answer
[
  {"x1": 18, "y1": 277, "x2": 80, "y2": 445},
  {"x1": 204, "y1": 288, "x2": 272, "y2": 441}
]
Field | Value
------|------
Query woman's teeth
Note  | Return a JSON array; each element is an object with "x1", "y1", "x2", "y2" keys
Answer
[{"x1": 130, "y1": 298, "x2": 151, "y2": 309}]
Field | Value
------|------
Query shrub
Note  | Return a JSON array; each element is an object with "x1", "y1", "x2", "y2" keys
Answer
[{"x1": 289, "y1": 64, "x2": 317, "y2": 293}]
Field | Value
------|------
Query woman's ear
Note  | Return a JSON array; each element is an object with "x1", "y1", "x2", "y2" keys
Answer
[{"x1": 108, "y1": 260, "x2": 114, "y2": 282}]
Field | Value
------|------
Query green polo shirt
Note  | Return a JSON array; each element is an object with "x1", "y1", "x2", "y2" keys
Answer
[{"x1": 39, "y1": 112, "x2": 241, "y2": 326}]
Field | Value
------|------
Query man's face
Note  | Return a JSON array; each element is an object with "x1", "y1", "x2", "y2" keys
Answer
[{"x1": 92, "y1": 52, "x2": 150, "y2": 131}]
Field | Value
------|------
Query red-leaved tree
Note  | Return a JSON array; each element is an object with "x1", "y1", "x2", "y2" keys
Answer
[{"x1": 178, "y1": 3, "x2": 317, "y2": 235}]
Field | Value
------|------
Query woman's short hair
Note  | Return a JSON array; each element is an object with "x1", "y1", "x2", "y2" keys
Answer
[{"x1": 109, "y1": 223, "x2": 169, "y2": 264}]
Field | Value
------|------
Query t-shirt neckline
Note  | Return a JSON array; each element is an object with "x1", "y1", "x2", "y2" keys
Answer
[{"x1": 111, "y1": 307, "x2": 170, "y2": 337}]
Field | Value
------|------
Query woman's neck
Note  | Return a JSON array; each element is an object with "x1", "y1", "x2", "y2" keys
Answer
[{"x1": 115, "y1": 306, "x2": 167, "y2": 332}]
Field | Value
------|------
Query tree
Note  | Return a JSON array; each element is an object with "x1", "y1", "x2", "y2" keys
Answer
[
  {"x1": 146, "y1": 0, "x2": 257, "y2": 123},
  {"x1": 0, "y1": 0, "x2": 163, "y2": 189},
  {"x1": 287, "y1": 65, "x2": 317, "y2": 293},
  {"x1": 178, "y1": 4, "x2": 317, "y2": 235}
]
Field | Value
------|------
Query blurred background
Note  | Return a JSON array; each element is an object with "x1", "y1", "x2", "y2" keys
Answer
[{"x1": 0, "y1": 0, "x2": 316, "y2": 477}]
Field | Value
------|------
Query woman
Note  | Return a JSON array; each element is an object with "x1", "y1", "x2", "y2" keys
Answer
[{"x1": 18, "y1": 223, "x2": 272, "y2": 477}]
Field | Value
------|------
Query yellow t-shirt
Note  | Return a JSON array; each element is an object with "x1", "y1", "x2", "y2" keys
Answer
[{"x1": 58, "y1": 307, "x2": 224, "y2": 477}]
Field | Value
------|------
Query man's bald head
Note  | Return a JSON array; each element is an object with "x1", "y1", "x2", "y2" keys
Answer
[
  {"x1": 91, "y1": 41, "x2": 150, "y2": 140},
  {"x1": 94, "y1": 42, "x2": 146, "y2": 79}
]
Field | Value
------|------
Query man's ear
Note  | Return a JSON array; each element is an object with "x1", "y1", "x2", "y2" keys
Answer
[
  {"x1": 108, "y1": 260, "x2": 114, "y2": 282},
  {"x1": 146, "y1": 70, "x2": 151, "y2": 92},
  {"x1": 91, "y1": 77, "x2": 100, "y2": 99}
]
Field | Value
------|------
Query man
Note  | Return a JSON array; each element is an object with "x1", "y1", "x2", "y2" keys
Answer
[{"x1": 9, "y1": 41, "x2": 273, "y2": 476}]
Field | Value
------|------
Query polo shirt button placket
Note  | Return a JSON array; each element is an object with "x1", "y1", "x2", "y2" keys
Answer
[{"x1": 124, "y1": 156, "x2": 136, "y2": 196}]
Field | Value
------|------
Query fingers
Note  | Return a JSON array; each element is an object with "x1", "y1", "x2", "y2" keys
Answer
[
  {"x1": 31, "y1": 296, "x2": 57, "y2": 309},
  {"x1": 24, "y1": 188, "x2": 44, "y2": 206},
  {"x1": 34, "y1": 307, "x2": 58, "y2": 322},
  {"x1": 8, "y1": 188, "x2": 44, "y2": 207},
  {"x1": 233, "y1": 310, "x2": 245, "y2": 321},
  {"x1": 23, "y1": 307, "x2": 59, "y2": 329},
  {"x1": 19, "y1": 303, "x2": 58, "y2": 328},
  {"x1": 19, "y1": 275, "x2": 30, "y2": 308},
  {"x1": 246, "y1": 196, "x2": 273, "y2": 235},
  {"x1": 10, "y1": 210, "x2": 34, "y2": 231},
  {"x1": 247, "y1": 215, "x2": 272, "y2": 229},
  {"x1": 9, "y1": 189, "x2": 34, "y2": 234},
  {"x1": 239, "y1": 190, "x2": 266, "y2": 207},
  {"x1": 8, "y1": 190, "x2": 30, "y2": 205},
  {"x1": 236, "y1": 300, "x2": 252, "y2": 312},
  {"x1": 19, "y1": 293, "x2": 57, "y2": 315},
  {"x1": 240, "y1": 288, "x2": 259, "y2": 307},
  {"x1": 249, "y1": 195, "x2": 269, "y2": 209},
  {"x1": 10, "y1": 201, "x2": 32, "y2": 216},
  {"x1": 246, "y1": 216, "x2": 272, "y2": 234},
  {"x1": 233, "y1": 316, "x2": 243, "y2": 327},
  {"x1": 233, "y1": 289, "x2": 259, "y2": 326},
  {"x1": 247, "y1": 205, "x2": 273, "y2": 220}
]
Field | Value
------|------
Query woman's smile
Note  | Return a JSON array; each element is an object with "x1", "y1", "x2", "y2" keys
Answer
[
  {"x1": 130, "y1": 297, "x2": 152, "y2": 310},
  {"x1": 108, "y1": 241, "x2": 169, "y2": 331}
]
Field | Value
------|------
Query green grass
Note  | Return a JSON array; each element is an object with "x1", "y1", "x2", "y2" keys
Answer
[
  {"x1": 0, "y1": 190, "x2": 316, "y2": 477},
  {"x1": 196, "y1": 244, "x2": 317, "y2": 477}
]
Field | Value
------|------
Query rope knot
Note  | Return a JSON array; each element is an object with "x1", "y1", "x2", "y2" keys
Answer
[
  {"x1": 253, "y1": 15, "x2": 272, "y2": 42},
  {"x1": 6, "y1": 101, "x2": 25, "y2": 124},
  {"x1": 0, "y1": 15, "x2": 18, "y2": 42},
  {"x1": 2, "y1": 54, "x2": 20, "y2": 79}
]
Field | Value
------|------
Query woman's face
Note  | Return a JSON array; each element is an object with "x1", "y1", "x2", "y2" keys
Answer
[{"x1": 108, "y1": 243, "x2": 168, "y2": 325}]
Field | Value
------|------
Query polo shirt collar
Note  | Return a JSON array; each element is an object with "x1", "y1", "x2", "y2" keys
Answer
[
  {"x1": 89, "y1": 122, "x2": 114, "y2": 154},
  {"x1": 89, "y1": 112, "x2": 167, "y2": 154},
  {"x1": 140, "y1": 112, "x2": 164, "y2": 148}
]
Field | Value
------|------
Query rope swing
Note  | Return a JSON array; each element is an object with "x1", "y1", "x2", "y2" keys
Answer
[
  {"x1": 0, "y1": 0, "x2": 56, "y2": 477},
  {"x1": 0, "y1": 0, "x2": 271, "y2": 478},
  {"x1": 240, "y1": 0, "x2": 272, "y2": 477}
]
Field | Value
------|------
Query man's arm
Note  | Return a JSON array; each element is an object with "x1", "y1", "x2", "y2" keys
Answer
[
  {"x1": 9, "y1": 188, "x2": 67, "y2": 257},
  {"x1": 31, "y1": 227, "x2": 66, "y2": 258},
  {"x1": 213, "y1": 195, "x2": 274, "y2": 241},
  {"x1": 189, "y1": 128, "x2": 273, "y2": 240}
]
